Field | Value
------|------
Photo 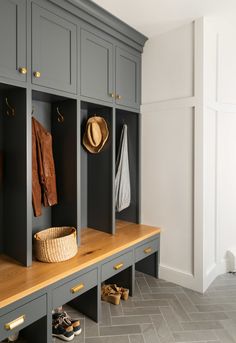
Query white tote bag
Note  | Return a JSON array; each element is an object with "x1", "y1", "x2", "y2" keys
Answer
[{"x1": 115, "y1": 124, "x2": 131, "y2": 212}]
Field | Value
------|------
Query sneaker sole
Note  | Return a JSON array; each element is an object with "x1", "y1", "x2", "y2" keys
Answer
[
  {"x1": 52, "y1": 333, "x2": 75, "y2": 341},
  {"x1": 74, "y1": 327, "x2": 82, "y2": 336}
]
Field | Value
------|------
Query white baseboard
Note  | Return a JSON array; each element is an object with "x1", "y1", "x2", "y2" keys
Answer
[
  {"x1": 159, "y1": 264, "x2": 203, "y2": 293},
  {"x1": 160, "y1": 260, "x2": 228, "y2": 293},
  {"x1": 203, "y1": 258, "x2": 228, "y2": 292}
]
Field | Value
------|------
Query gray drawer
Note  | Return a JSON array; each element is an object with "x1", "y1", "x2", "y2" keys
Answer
[
  {"x1": 101, "y1": 251, "x2": 133, "y2": 281},
  {"x1": 135, "y1": 238, "x2": 159, "y2": 263},
  {"x1": 52, "y1": 268, "x2": 98, "y2": 309},
  {"x1": 0, "y1": 295, "x2": 46, "y2": 341}
]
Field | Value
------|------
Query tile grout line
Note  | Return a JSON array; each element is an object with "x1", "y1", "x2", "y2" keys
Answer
[
  {"x1": 143, "y1": 274, "x2": 154, "y2": 294},
  {"x1": 159, "y1": 300, "x2": 177, "y2": 342},
  {"x1": 135, "y1": 276, "x2": 145, "y2": 300}
]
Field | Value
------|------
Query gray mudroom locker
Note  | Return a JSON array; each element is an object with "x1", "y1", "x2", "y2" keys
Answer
[{"x1": 0, "y1": 1, "x2": 160, "y2": 342}]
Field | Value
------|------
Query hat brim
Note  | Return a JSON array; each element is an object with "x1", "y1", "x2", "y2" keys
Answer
[{"x1": 83, "y1": 116, "x2": 109, "y2": 153}]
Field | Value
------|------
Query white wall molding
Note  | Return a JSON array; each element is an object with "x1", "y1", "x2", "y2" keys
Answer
[
  {"x1": 142, "y1": 14, "x2": 236, "y2": 293},
  {"x1": 141, "y1": 18, "x2": 204, "y2": 293},
  {"x1": 193, "y1": 18, "x2": 204, "y2": 291},
  {"x1": 206, "y1": 102, "x2": 236, "y2": 113},
  {"x1": 203, "y1": 15, "x2": 236, "y2": 291},
  {"x1": 141, "y1": 96, "x2": 196, "y2": 112}
]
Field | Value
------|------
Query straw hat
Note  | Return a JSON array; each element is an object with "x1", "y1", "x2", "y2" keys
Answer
[{"x1": 83, "y1": 116, "x2": 109, "y2": 153}]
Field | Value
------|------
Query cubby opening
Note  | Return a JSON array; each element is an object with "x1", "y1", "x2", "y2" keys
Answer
[
  {"x1": 102, "y1": 266, "x2": 133, "y2": 296},
  {"x1": 135, "y1": 254, "x2": 159, "y2": 278},
  {"x1": 81, "y1": 101, "x2": 113, "y2": 234},
  {"x1": 115, "y1": 109, "x2": 140, "y2": 224},
  {"x1": 15, "y1": 316, "x2": 48, "y2": 343},
  {"x1": 0, "y1": 83, "x2": 29, "y2": 266},
  {"x1": 52, "y1": 285, "x2": 99, "y2": 325},
  {"x1": 32, "y1": 91, "x2": 79, "y2": 249}
]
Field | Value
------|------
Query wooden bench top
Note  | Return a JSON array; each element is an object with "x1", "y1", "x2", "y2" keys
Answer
[{"x1": 0, "y1": 221, "x2": 160, "y2": 308}]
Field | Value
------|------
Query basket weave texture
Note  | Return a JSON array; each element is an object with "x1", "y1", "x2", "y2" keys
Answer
[{"x1": 34, "y1": 227, "x2": 78, "y2": 263}]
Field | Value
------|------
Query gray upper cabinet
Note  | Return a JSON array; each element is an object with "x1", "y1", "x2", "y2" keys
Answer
[
  {"x1": 0, "y1": 0, "x2": 27, "y2": 82},
  {"x1": 115, "y1": 47, "x2": 141, "y2": 109},
  {"x1": 81, "y1": 29, "x2": 113, "y2": 102},
  {"x1": 32, "y1": 3, "x2": 77, "y2": 94}
]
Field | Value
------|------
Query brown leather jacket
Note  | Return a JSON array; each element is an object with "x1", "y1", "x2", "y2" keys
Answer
[{"x1": 32, "y1": 117, "x2": 58, "y2": 217}]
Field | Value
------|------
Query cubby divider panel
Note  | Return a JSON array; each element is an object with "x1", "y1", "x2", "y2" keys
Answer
[
  {"x1": 0, "y1": 93, "x2": 2, "y2": 254},
  {"x1": 0, "y1": 85, "x2": 29, "y2": 266},
  {"x1": 81, "y1": 102, "x2": 113, "y2": 233},
  {"x1": 115, "y1": 109, "x2": 140, "y2": 223},
  {"x1": 51, "y1": 100, "x2": 78, "y2": 234}
]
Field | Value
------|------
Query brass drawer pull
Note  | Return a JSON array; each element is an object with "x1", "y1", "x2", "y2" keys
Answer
[
  {"x1": 116, "y1": 94, "x2": 122, "y2": 100},
  {"x1": 110, "y1": 93, "x2": 115, "y2": 98},
  {"x1": 144, "y1": 247, "x2": 152, "y2": 254},
  {"x1": 4, "y1": 315, "x2": 25, "y2": 331},
  {"x1": 113, "y1": 262, "x2": 124, "y2": 270},
  {"x1": 71, "y1": 283, "x2": 84, "y2": 294}
]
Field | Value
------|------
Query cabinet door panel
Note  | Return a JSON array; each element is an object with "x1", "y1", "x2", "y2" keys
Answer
[
  {"x1": 0, "y1": 0, "x2": 26, "y2": 82},
  {"x1": 81, "y1": 29, "x2": 113, "y2": 102},
  {"x1": 116, "y1": 47, "x2": 141, "y2": 109},
  {"x1": 32, "y1": 4, "x2": 76, "y2": 93}
]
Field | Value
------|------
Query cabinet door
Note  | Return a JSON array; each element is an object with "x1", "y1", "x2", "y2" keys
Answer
[
  {"x1": 0, "y1": 0, "x2": 26, "y2": 82},
  {"x1": 116, "y1": 47, "x2": 141, "y2": 109},
  {"x1": 32, "y1": 3, "x2": 76, "y2": 93},
  {"x1": 81, "y1": 29, "x2": 113, "y2": 102}
]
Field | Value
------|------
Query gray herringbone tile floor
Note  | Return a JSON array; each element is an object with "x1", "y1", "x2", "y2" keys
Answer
[{"x1": 54, "y1": 271, "x2": 236, "y2": 343}]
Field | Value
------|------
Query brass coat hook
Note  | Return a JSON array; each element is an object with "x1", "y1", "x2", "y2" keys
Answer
[
  {"x1": 31, "y1": 106, "x2": 35, "y2": 116},
  {"x1": 5, "y1": 98, "x2": 15, "y2": 116},
  {"x1": 56, "y1": 106, "x2": 64, "y2": 123}
]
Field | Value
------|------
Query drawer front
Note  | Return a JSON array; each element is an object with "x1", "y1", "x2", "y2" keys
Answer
[
  {"x1": 101, "y1": 251, "x2": 133, "y2": 281},
  {"x1": 52, "y1": 268, "x2": 97, "y2": 309},
  {"x1": 135, "y1": 238, "x2": 159, "y2": 263},
  {"x1": 0, "y1": 295, "x2": 46, "y2": 341}
]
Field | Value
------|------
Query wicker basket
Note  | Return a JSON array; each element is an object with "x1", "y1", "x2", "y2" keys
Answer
[{"x1": 34, "y1": 227, "x2": 78, "y2": 263}]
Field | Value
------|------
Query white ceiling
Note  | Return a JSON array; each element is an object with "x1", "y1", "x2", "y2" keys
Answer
[{"x1": 92, "y1": 0, "x2": 236, "y2": 37}]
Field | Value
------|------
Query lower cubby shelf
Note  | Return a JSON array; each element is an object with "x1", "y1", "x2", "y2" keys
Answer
[{"x1": 0, "y1": 222, "x2": 160, "y2": 343}]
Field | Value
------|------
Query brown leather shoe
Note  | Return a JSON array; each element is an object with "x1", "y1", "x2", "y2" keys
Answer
[
  {"x1": 101, "y1": 284, "x2": 121, "y2": 305},
  {"x1": 111, "y1": 284, "x2": 129, "y2": 301}
]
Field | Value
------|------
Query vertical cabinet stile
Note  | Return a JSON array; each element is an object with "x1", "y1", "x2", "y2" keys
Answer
[
  {"x1": 0, "y1": 87, "x2": 29, "y2": 266},
  {"x1": 0, "y1": 0, "x2": 27, "y2": 83}
]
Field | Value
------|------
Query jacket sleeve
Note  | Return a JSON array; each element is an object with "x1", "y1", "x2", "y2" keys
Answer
[{"x1": 32, "y1": 118, "x2": 42, "y2": 217}]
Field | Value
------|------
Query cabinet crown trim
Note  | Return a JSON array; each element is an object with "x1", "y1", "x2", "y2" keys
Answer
[{"x1": 48, "y1": 0, "x2": 148, "y2": 51}]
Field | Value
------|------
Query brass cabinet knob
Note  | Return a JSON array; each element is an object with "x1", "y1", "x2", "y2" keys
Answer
[
  {"x1": 116, "y1": 94, "x2": 122, "y2": 100},
  {"x1": 110, "y1": 93, "x2": 115, "y2": 98},
  {"x1": 33, "y1": 71, "x2": 41, "y2": 78},
  {"x1": 19, "y1": 67, "x2": 27, "y2": 75}
]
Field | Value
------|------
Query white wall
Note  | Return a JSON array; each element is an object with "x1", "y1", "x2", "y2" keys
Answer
[
  {"x1": 203, "y1": 14, "x2": 236, "y2": 290},
  {"x1": 141, "y1": 14, "x2": 236, "y2": 292},
  {"x1": 141, "y1": 19, "x2": 204, "y2": 292}
]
